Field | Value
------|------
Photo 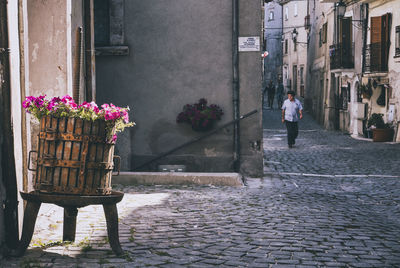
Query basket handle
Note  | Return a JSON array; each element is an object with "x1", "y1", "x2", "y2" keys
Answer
[
  {"x1": 113, "y1": 155, "x2": 121, "y2": 176},
  {"x1": 28, "y1": 150, "x2": 37, "y2": 171}
]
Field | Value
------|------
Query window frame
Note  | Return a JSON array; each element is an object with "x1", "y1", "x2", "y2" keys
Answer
[
  {"x1": 269, "y1": 11, "x2": 274, "y2": 21},
  {"x1": 94, "y1": 0, "x2": 129, "y2": 56},
  {"x1": 285, "y1": 6, "x2": 288, "y2": 21}
]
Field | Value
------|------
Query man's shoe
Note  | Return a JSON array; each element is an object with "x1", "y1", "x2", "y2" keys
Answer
[{"x1": 288, "y1": 144, "x2": 293, "y2": 148}]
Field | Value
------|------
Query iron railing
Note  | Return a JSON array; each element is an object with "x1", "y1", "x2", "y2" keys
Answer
[
  {"x1": 329, "y1": 42, "x2": 354, "y2": 70},
  {"x1": 364, "y1": 42, "x2": 388, "y2": 73}
]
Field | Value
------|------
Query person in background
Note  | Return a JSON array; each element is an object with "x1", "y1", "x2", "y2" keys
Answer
[
  {"x1": 267, "y1": 80, "x2": 275, "y2": 109},
  {"x1": 276, "y1": 78, "x2": 284, "y2": 108},
  {"x1": 281, "y1": 90, "x2": 303, "y2": 148}
]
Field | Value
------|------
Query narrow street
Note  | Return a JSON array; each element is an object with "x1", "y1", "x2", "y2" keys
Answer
[{"x1": 2, "y1": 109, "x2": 400, "y2": 267}]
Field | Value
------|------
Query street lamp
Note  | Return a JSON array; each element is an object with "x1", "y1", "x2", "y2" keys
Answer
[
  {"x1": 292, "y1": 28, "x2": 308, "y2": 44},
  {"x1": 336, "y1": 0, "x2": 346, "y2": 19},
  {"x1": 292, "y1": 28, "x2": 298, "y2": 42}
]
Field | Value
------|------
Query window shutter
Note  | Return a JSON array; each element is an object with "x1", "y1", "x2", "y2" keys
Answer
[
  {"x1": 370, "y1": 16, "x2": 382, "y2": 69},
  {"x1": 381, "y1": 13, "x2": 392, "y2": 69},
  {"x1": 370, "y1": 16, "x2": 382, "y2": 44}
]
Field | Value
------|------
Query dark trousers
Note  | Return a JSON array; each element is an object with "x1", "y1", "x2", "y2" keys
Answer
[{"x1": 285, "y1": 120, "x2": 298, "y2": 145}]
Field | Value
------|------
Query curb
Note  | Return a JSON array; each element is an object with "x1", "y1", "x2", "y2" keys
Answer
[{"x1": 112, "y1": 172, "x2": 244, "y2": 186}]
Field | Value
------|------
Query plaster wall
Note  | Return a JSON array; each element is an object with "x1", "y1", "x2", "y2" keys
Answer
[
  {"x1": 96, "y1": 0, "x2": 263, "y2": 176},
  {"x1": 306, "y1": 0, "x2": 332, "y2": 124},
  {"x1": 282, "y1": 0, "x2": 308, "y2": 96},
  {"x1": 27, "y1": 0, "x2": 69, "y2": 98}
]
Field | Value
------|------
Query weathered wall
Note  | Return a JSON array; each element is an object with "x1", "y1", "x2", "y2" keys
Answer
[
  {"x1": 238, "y1": 0, "x2": 263, "y2": 176},
  {"x1": 96, "y1": 0, "x2": 263, "y2": 176},
  {"x1": 27, "y1": 0, "x2": 69, "y2": 97},
  {"x1": 362, "y1": 0, "x2": 400, "y2": 141},
  {"x1": 282, "y1": 0, "x2": 308, "y2": 97}
]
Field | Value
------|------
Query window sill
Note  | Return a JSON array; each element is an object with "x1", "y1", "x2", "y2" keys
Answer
[{"x1": 95, "y1": 46, "x2": 129, "y2": 56}]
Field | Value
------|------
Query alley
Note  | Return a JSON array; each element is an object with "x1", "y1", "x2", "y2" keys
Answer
[{"x1": 2, "y1": 109, "x2": 400, "y2": 267}]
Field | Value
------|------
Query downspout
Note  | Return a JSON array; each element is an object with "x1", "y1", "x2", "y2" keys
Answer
[
  {"x1": 0, "y1": 0, "x2": 19, "y2": 250},
  {"x1": 232, "y1": 0, "x2": 240, "y2": 172},
  {"x1": 361, "y1": 3, "x2": 368, "y2": 74}
]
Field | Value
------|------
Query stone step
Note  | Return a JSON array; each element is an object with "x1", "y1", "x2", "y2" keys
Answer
[{"x1": 112, "y1": 172, "x2": 244, "y2": 186}]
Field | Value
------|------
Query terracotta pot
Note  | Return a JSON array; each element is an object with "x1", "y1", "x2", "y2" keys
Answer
[{"x1": 372, "y1": 128, "x2": 394, "y2": 142}]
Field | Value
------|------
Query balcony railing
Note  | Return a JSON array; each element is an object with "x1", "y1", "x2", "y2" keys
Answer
[
  {"x1": 364, "y1": 42, "x2": 388, "y2": 73},
  {"x1": 329, "y1": 43, "x2": 354, "y2": 70}
]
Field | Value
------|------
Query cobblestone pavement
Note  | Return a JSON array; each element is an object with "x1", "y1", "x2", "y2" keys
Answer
[{"x1": 2, "y1": 108, "x2": 400, "y2": 267}]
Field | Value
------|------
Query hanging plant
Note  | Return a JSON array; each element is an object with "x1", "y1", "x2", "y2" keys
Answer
[{"x1": 360, "y1": 83, "x2": 372, "y2": 99}]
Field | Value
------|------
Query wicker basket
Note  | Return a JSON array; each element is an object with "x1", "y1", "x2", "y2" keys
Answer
[{"x1": 30, "y1": 115, "x2": 118, "y2": 195}]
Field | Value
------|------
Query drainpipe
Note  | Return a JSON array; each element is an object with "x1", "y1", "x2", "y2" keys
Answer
[
  {"x1": 361, "y1": 3, "x2": 368, "y2": 74},
  {"x1": 232, "y1": 0, "x2": 240, "y2": 172},
  {"x1": 0, "y1": 0, "x2": 19, "y2": 249}
]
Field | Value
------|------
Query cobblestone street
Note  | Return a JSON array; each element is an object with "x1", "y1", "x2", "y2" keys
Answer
[{"x1": 2, "y1": 108, "x2": 400, "y2": 267}]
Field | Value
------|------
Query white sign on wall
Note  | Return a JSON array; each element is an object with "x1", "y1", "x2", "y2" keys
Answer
[{"x1": 238, "y1": 37, "x2": 260, "y2": 52}]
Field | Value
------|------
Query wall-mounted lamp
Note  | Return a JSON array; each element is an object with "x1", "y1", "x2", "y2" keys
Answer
[
  {"x1": 336, "y1": 0, "x2": 346, "y2": 19},
  {"x1": 292, "y1": 28, "x2": 298, "y2": 42},
  {"x1": 292, "y1": 28, "x2": 308, "y2": 44}
]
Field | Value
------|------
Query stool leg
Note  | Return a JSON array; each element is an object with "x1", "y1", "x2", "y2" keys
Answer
[
  {"x1": 103, "y1": 204, "x2": 123, "y2": 255},
  {"x1": 63, "y1": 207, "x2": 78, "y2": 242},
  {"x1": 10, "y1": 201, "x2": 41, "y2": 257}
]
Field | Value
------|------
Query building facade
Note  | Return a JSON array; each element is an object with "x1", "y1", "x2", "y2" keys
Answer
[
  {"x1": 264, "y1": 0, "x2": 283, "y2": 87},
  {"x1": 306, "y1": 0, "x2": 400, "y2": 142},
  {"x1": 280, "y1": 0, "x2": 308, "y2": 100},
  {"x1": 95, "y1": 0, "x2": 264, "y2": 176}
]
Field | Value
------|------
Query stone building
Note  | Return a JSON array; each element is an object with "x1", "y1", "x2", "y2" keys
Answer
[
  {"x1": 1, "y1": 0, "x2": 265, "y2": 255},
  {"x1": 306, "y1": 0, "x2": 400, "y2": 141},
  {"x1": 95, "y1": 0, "x2": 264, "y2": 176},
  {"x1": 264, "y1": 0, "x2": 283, "y2": 87},
  {"x1": 280, "y1": 0, "x2": 308, "y2": 100}
]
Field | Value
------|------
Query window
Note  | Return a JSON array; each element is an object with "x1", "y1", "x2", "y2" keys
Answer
[
  {"x1": 269, "y1": 11, "x2": 274, "y2": 21},
  {"x1": 285, "y1": 39, "x2": 288, "y2": 54},
  {"x1": 300, "y1": 66, "x2": 304, "y2": 85},
  {"x1": 322, "y1": 23, "x2": 327, "y2": 43},
  {"x1": 292, "y1": 65, "x2": 297, "y2": 93},
  {"x1": 285, "y1": 7, "x2": 288, "y2": 20},
  {"x1": 94, "y1": 0, "x2": 129, "y2": 56},
  {"x1": 395, "y1": 26, "x2": 400, "y2": 57},
  {"x1": 294, "y1": 39, "x2": 297, "y2": 51},
  {"x1": 294, "y1": 3, "x2": 298, "y2": 17},
  {"x1": 319, "y1": 29, "x2": 322, "y2": 47},
  {"x1": 300, "y1": 66, "x2": 304, "y2": 97}
]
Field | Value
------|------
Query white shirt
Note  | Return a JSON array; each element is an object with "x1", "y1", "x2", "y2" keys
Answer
[{"x1": 282, "y1": 98, "x2": 303, "y2": 122}]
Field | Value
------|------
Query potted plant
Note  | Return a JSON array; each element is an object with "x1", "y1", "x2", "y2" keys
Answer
[
  {"x1": 367, "y1": 113, "x2": 394, "y2": 142},
  {"x1": 176, "y1": 98, "x2": 223, "y2": 131},
  {"x1": 360, "y1": 83, "x2": 372, "y2": 99},
  {"x1": 22, "y1": 95, "x2": 135, "y2": 195}
]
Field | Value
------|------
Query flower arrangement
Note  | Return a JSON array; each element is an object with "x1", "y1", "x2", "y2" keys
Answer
[
  {"x1": 176, "y1": 98, "x2": 223, "y2": 131},
  {"x1": 22, "y1": 95, "x2": 135, "y2": 143}
]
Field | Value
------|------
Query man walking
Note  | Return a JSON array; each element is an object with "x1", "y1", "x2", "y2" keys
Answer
[
  {"x1": 267, "y1": 80, "x2": 275, "y2": 109},
  {"x1": 281, "y1": 90, "x2": 303, "y2": 148}
]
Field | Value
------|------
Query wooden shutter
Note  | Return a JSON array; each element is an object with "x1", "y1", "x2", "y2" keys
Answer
[
  {"x1": 381, "y1": 13, "x2": 392, "y2": 69},
  {"x1": 370, "y1": 16, "x2": 382, "y2": 69},
  {"x1": 370, "y1": 16, "x2": 382, "y2": 43}
]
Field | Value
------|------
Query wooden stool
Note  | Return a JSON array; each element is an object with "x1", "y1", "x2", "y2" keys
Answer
[{"x1": 11, "y1": 191, "x2": 124, "y2": 257}]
